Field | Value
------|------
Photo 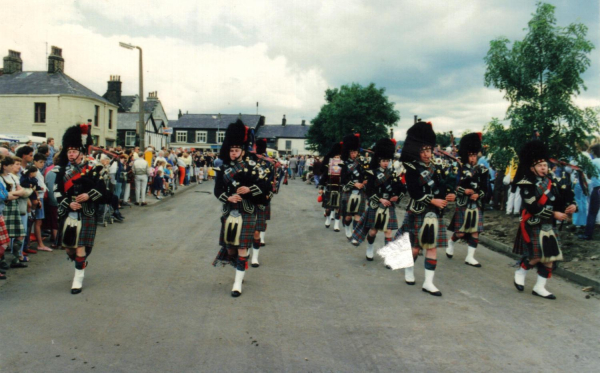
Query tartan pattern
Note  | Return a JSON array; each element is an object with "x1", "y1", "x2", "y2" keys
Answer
[
  {"x1": 351, "y1": 205, "x2": 399, "y2": 244},
  {"x1": 397, "y1": 211, "x2": 448, "y2": 249},
  {"x1": 212, "y1": 246, "x2": 238, "y2": 268},
  {"x1": 255, "y1": 207, "x2": 267, "y2": 231},
  {"x1": 3, "y1": 200, "x2": 25, "y2": 238},
  {"x1": 340, "y1": 190, "x2": 366, "y2": 217},
  {"x1": 265, "y1": 203, "x2": 271, "y2": 221},
  {"x1": 75, "y1": 214, "x2": 98, "y2": 247},
  {"x1": 513, "y1": 220, "x2": 560, "y2": 259},
  {"x1": 448, "y1": 205, "x2": 484, "y2": 233},
  {"x1": 218, "y1": 211, "x2": 257, "y2": 249},
  {"x1": 0, "y1": 216, "x2": 10, "y2": 246}
]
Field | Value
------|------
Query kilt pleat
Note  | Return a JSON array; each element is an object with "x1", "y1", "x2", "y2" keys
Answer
[
  {"x1": 351, "y1": 205, "x2": 399, "y2": 244},
  {"x1": 255, "y1": 208, "x2": 267, "y2": 231},
  {"x1": 75, "y1": 214, "x2": 98, "y2": 247},
  {"x1": 448, "y1": 205, "x2": 484, "y2": 233},
  {"x1": 3, "y1": 201, "x2": 25, "y2": 238},
  {"x1": 397, "y1": 211, "x2": 448, "y2": 249}
]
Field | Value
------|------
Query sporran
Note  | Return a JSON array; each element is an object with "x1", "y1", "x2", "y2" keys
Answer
[
  {"x1": 224, "y1": 210, "x2": 243, "y2": 246},
  {"x1": 418, "y1": 212, "x2": 439, "y2": 250}
]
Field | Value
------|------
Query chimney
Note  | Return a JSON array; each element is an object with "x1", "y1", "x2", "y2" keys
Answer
[
  {"x1": 301, "y1": 120, "x2": 306, "y2": 126},
  {"x1": 147, "y1": 91, "x2": 158, "y2": 100},
  {"x1": 282, "y1": 115, "x2": 286, "y2": 126},
  {"x1": 48, "y1": 46, "x2": 64, "y2": 73},
  {"x1": 3, "y1": 50, "x2": 23, "y2": 75},
  {"x1": 390, "y1": 128, "x2": 394, "y2": 138},
  {"x1": 178, "y1": 109, "x2": 182, "y2": 119},
  {"x1": 104, "y1": 75, "x2": 122, "y2": 107}
]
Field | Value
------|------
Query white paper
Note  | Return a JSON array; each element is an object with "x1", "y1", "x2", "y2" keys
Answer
[{"x1": 377, "y1": 232, "x2": 414, "y2": 270}]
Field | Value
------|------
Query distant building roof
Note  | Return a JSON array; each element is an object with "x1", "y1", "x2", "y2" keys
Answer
[
  {"x1": 116, "y1": 113, "x2": 151, "y2": 130},
  {"x1": 120, "y1": 95, "x2": 137, "y2": 112},
  {"x1": 0, "y1": 71, "x2": 115, "y2": 105},
  {"x1": 256, "y1": 124, "x2": 310, "y2": 139},
  {"x1": 173, "y1": 114, "x2": 264, "y2": 129}
]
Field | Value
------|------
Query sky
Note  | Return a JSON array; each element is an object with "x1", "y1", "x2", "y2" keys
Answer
[{"x1": 1, "y1": 0, "x2": 598, "y2": 140}]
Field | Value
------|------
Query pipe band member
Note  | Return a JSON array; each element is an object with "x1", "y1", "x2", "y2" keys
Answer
[
  {"x1": 212, "y1": 120, "x2": 269, "y2": 297},
  {"x1": 351, "y1": 138, "x2": 406, "y2": 262},
  {"x1": 447, "y1": 132, "x2": 489, "y2": 267},
  {"x1": 340, "y1": 133, "x2": 368, "y2": 242},
  {"x1": 396, "y1": 121, "x2": 456, "y2": 296},
  {"x1": 318, "y1": 142, "x2": 343, "y2": 230},
  {"x1": 512, "y1": 140, "x2": 577, "y2": 300},
  {"x1": 54, "y1": 124, "x2": 106, "y2": 295}
]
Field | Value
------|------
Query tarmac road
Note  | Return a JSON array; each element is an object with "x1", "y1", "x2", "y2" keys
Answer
[{"x1": 1, "y1": 179, "x2": 599, "y2": 373}]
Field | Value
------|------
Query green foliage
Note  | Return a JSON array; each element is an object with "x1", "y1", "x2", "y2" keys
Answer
[
  {"x1": 436, "y1": 132, "x2": 452, "y2": 148},
  {"x1": 306, "y1": 83, "x2": 400, "y2": 155},
  {"x1": 482, "y1": 118, "x2": 517, "y2": 171},
  {"x1": 484, "y1": 2, "x2": 599, "y2": 176}
]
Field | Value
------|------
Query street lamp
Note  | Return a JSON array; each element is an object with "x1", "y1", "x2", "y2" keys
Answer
[{"x1": 119, "y1": 42, "x2": 145, "y2": 150}]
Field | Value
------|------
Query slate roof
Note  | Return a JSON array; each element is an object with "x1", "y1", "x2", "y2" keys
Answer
[
  {"x1": 119, "y1": 95, "x2": 160, "y2": 114},
  {"x1": 0, "y1": 71, "x2": 115, "y2": 105},
  {"x1": 116, "y1": 113, "x2": 151, "y2": 130},
  {"x1": 256, "y1": 124, "x2": 310, "y2": 139},
  {"x1": 173, "y1": 114, "x2": 263, "y2": 129}
]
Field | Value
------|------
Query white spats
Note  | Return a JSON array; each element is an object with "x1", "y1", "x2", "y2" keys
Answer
[
  {"x1": 366, "y1": 243, "x2": 374, "y2": 261},
  {"x1": 259, "y1": 232, "x2": 265, "y2": 245},
  {"x1": 325, "y1": 216, "x2": 331, "y2": 227},
  {"x1": 345, "y1": 224, "x2": 352, "y2": 239},
  {"x1": 465, "y1": 246, "x2": 480, "y2": 267},
  {"x1": 404, "y1": 266, "x2": 415, "y2": 284},
  {"x1": 334, "y1": 219, "x2": 340, "y2": 232},
  {"x1": 330, "y1": 210, "x2": 336, "y2": 220},
  {"x1": 514, "y1": 266, "x2": 528, "y2": 287},
  {"x1": 422, "y1": 269, "x2": 441, "y2": 296},
  {"x1": 251, "y1": 248, "x2": 260, "y2": 267},
  {"x1": 446, "y1": 239, "x2": 454, "y2": 258},
  {"x1": 71, "y1": 269, "x2": 85, "y2": 293},
  {"x1": 232, "y1": 269, "x2": 246, "y2": 297},
  {"x1": 532, "y1": 275, "x2": 554, "y2": 298}
]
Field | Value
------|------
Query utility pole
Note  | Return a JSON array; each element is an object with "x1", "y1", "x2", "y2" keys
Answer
[{"x1": 119, "y1": 42, "x2": 145, "y2": 150}]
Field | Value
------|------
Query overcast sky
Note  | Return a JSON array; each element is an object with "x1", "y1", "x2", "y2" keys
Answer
[{"x1": 1, "y1": 0, "x2": 598, "y2": 139}]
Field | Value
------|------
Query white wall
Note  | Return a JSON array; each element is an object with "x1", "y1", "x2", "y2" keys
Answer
[{"x1": 277, "y1": 138, "x2": 309, "y2": 155}]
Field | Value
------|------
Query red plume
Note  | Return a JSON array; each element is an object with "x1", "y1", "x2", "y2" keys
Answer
[
  {"x1": 244, "y1": 126, "x2": 248, "y2": 142},
  {"x1": 355, "y1": 133, "x2": 360, "y2": 138},
  {"x1": 477, "y1": 132, "x2": 482, "y2": 141},
  {"x1": 80, "y1": 124, "x2": 89, "y2": 135},
  {"x1": 391, "y1": 139, "x2": 397, "y2": 146}
]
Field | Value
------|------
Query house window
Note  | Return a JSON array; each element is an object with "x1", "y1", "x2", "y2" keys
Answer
[
  {"x1": 94, "y1": 105, "x2": 100, "y2": 127},
  {"x1": 285, "y1": 140, "x2": 292, "y2": 150},
  {"x1": 176, "y1": 131, "x2": 187, "y2": 143},
  {"x1": 125, "y1": 131, "x2": 136, "y2": 147},
  {"x1": 108, "y1": 110, "x2": 113, "y2": 130},
  {"x1": 196, "y1": 131, "x2": 207, "y2": 143},
  {"x1": 217, "y1": 132, "x2": 225, "y2": 144},
  {"x1": 34, "y1": 103, "x2": 46, "y2": 123},
  {"x1": 32, "y1": 132, "x2": 46, "y2": 138}
]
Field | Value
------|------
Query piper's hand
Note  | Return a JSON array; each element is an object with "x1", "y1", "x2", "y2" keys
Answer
[
  {"x1": 379, "y1": 198, "x2": 392, "y2": 207},
  {"x1": 553, "y1": 211, "x2": 567, "y2": 221},
  {"x1": 464, "y1": 189, "x2": 474, "y2": 195},
  {"x1": 470, "y1": 194, "x2": 479, "y2": 201},
  {"x1": 75, "y1": 193, "x2": 90, "y2": 203},
  {"x1": 565, "y1": 204, "x2": 577, "y2": 215},
  {"x1": 390, "y1": 196, "x2": 399, "y2": 202},
  {"x1": 236, "y1": 186, "x2": 250, "y2": 195},
  {"x1": 446, "y1": 194, "x2": 456, "y2": 202},
  {"x1": 228, "y1": 195, "x2": 242, "y2": 203},
  {"x1": 431, "y1": 199, "x2": 447, "y2": 209},
  {"x1": 354, "y1": 182, "x2": 364, "y2": 189},
  {"x1": 70, "y1": 202, "x2": 82, "y2": 211}
]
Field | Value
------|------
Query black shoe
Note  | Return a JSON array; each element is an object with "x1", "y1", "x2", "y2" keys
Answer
[
  {"x1": 446, "y1": 253, "x2": 453, "y2": 258},
  {"x1": 260, "y1": 242, "x2": 265, "y2": 247},
  {"x1": 325, "y1": 225, "x2": 330, "y2": 229},
  {"x1": 112, "y1": 214, "x2": 124, "y2": 222},
  {"x1": 532, "y1": 290, "x2": 556, "y2": 300},
  {"x1": 0, "y1": 260, "x2": 9, "y2": 270},
  {"x1": 116, "y1": 211, "x2": 125, "y2": 219},
  {"x1": 334, "y1": 228, "x2": 340, "y2": 232},
  {"x1": 71, "y1": 288, "x2": 82, "y2": 295},
  {"x1": 251, "y1": 263, "x2": 259, "y2": 268},
  {"x1": 405, "y1": 281, "x2": 415, "y2": 285},
  {"x1": 465, "y1": 262, "x2": 482, "y2": 268},
  {"x1": 514, "y1": 281, "x2": 524, "y2": 292},
  {"x1": 134, "y1": 202, "x2": 140, "y2": 206},
  {"x1": 422, "y1": 288, "x2": 442, "y2": 296},
  {"x1": 366, "y1": 256, "x2": 374, "y2": 261},
  {"x1": 231, "y1": 290, "x2": 241, "y2": 297},
  {"x1": 10, "y1": 261, "x2": 28, "y2": 268},
  {"x1": 385, "y1": 265, "x2": 392, "y2": 269}
]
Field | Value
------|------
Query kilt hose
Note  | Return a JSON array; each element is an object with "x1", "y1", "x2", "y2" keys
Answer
[
  {"x1": 340, "y1": 190, "x2": 366, "y2": 219},
  {"x1": 513, "y1": 221, "x2": 560, "y2": 260},
  {"x1": 351, "y1": 205, "x2": 399, "y2": 244},
  {"x1": 398, "y1": 211, "x2": 448, "y2": 249},
  {"x1": 3, "y1": 200, "x2": 25, "y2": 238},
  {"x1": 448, "y1": 205, "x2": 484, "y2": 233}
]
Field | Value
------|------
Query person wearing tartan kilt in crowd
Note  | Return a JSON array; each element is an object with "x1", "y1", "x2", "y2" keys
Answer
[
  {"x1": 212, "y1": 120, "x2": 270, "y2": 297},
  {"x1": 250, "y1": 138, "x2": 277, "y2": 267},
  {"x1": 339, "y1": 133, "x2": 368, "y2": 242},
  {"x1": 351, "y1": 138, "x2": 406, "y2": 261},
  {"x1": 512, "y1": 140, "x2": 577, "y2": 300},
  {"x1": 54, "y1": 124, "x2": 107, "y2": 294},
  {"x1": 396, "y1": 121, "x2": 456, "y2": 296},
  {"x1": 446, "y1": 133, "x2": 489, "y2": 267},
  {"x1": 318, "y1": 142, "x2": 343, "y2": 230}
]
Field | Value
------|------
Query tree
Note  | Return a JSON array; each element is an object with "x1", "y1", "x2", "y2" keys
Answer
[
  {"x1": 306, "y1": 83, "x2": 400, "y2": 155},
  {"x1": 436, "y1": 132, "x2": 453, "y2": 148},
  {"x1": 484, "y1": 2, "x2": 599, "y2": 174},
  {"x1": 483, "y1": 118, "x2": 517, "y2": 171}
]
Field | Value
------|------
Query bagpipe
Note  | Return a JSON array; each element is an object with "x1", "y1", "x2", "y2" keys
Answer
[{"x1": 550, "y1": 158, "x2": 589, "y2": 196}]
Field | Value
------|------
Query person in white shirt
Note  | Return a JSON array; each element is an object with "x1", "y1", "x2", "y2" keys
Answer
[
  {"x1": 32, "y1": 153, "x2": 51, "y2": 251},
  {"x1": 133, "y1": 153, "x2": 151, "y2": 205}
]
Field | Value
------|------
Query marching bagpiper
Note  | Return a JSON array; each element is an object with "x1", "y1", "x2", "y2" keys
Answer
[
  {"x1": 54, "y1": 124, "x2": 107, "y2": 294},
  {"x1": 397, "y1": 122, "x2": 455, "y2": 296},
  {"x1": 339, "y1": 133, "x2": 368, "y2": 241},
  {"x1": 512, "y1": 140, "x2": 577, "y2": 300},
  {"x1": 212, "y1": 120, "x2": 270, "y2": 297},
  {"x1": 446, "y1": 133, "x2": 489, "y2": 267},
  {"x1": 318, "y1": 142, "x2": 343, "y2": 231},
  {"x1": 351, "y1": 138, "x2": 405, "y2": 261}
]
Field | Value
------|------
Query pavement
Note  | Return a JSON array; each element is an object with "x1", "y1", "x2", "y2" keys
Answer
[{"x1": 1, "y1": 179, "x2": 599, "y2": 373}]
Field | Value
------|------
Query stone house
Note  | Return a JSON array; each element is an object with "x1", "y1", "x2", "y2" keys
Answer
[{"x1": 255, "y1": 115, "x2": 310, "y2": 155}]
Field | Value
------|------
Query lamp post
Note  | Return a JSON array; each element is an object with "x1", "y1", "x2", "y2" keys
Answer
[{"x1": 119, "y1": 42, "x2": 145, "y2": 150}]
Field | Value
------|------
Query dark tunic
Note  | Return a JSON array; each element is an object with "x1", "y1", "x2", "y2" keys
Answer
[
  {"x1": 340, "y1": 156, "x2": 368, "y2": 217},
  {"x1": 448, "y1": 163, "x2": 489, "y2": 233}
]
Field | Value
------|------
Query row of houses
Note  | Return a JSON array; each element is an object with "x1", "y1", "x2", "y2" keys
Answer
[{"x1": 0, "y1": 47, "x2": 311, "y2": 155}]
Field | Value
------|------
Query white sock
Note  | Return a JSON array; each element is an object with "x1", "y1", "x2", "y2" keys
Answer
[
  {"x1": 423, "y1": 269, "x2": 439, "y2": 293},
  {"x1": 514, "y1": 266, "x2": 528, "y2": 286},
  {"x1": 259, "y1": 232, "x2": 265, "y2": 244},
  {"x1": 71, "y1": 269, "x2": 85, "y2": 290},
  {"x1": 405, "y1": 266, "x2": 415, "y2": 283},
  {"x1": 232, "y1": 269, "x2": 246, "y2": 294},
  {"x1": 366, "y1": 243, "x2": 374, "y2": 259},
  {"x1": 334, "y1": 219, "x2": 340, "y2": 231},
  {"x1": 330, "y1": 210, "x2": 336, "y2": 219},
  {"x1": 446, "y1": 239, "x2": 454, "y2": 256},
  {"x1": 345, "y1": 224, "x2": 352, "y2": 238},
  {"x1": 465, "y1": 246, "x2": 479, "y2": 265},
  {"x1": 325, "y1": 216, "x2": 331, "y2": 226},
  {"x1": 532, "y1": 275, "x2": 553, "y2": 297},
  {"x1": 251, "y1": 248, "x2": 260, "y2": 266}
]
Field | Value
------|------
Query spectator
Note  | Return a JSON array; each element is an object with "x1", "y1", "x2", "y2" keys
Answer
[
  {"x1": 15, "y1": 146, "x2": 34, "y2": 167},
  {"x1": 313, "y1": 157, "x2": 323, "y2": 187},
  {"x1": 0, "y1": 156, "x2": 28, "y2": 268},
  {"x1": 182, "y1": 152, "x2": 192, "y2": 185},
  {"x1": 504, "y1": 157, "x2": 520, "y2": 215},
  {"x1": 193, "y1": 151, "x2": 204, "y2": 184},
  {"x1": 177, "y1": 153, "x2": 187, "y2": 186},
  {"x1": 289, "y1": 155, "x2": 298, "y2": 180},
  {"x1": 133, "y1": 152, "x2": 150, "y2": 206},
  {"x1": 579, "y1": 145, "x2": 600, "y2": 240},
  {"x1": 27, "y1": 154, "x2": 51, "y2": 251},
  {"x1": 298, "y1": 156, "x2": 305, "y2": 177},
  {"x1": 44, "y1": 154, "x2": 60, "y2": 247}
]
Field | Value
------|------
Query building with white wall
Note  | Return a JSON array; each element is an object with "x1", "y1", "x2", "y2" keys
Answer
[{"x1": 255, "y1": 115, "x2": 311, "y2": 155}]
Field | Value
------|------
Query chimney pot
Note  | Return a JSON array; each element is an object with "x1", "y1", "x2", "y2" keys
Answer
[
  {"x1": 3, "y1": 49, "x2": 23, "y2": 74},
  {"x1": 301, "y1": 120, "x2": 306, "y2": 126},
  {"x1": 104, "y1": 74, "x2": 123, "y2": 108},
  {"x1": 48, "y1": 45, "x2": 64, "y2": 73},
  {"x1": 282, "y1": 115, "x2": 287, "y2": 126}
]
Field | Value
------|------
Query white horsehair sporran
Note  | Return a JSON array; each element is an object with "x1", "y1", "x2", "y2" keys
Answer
[
  {"x1": 460, "y1": 201, "x2": 479, "y2": 234},
  {"x1": 419, "y1": 211, "x2": 439, "y2": 250},
  {"x1": 62, "y1": 212, "x2": 82, "y2": 249},
  {"x1": 224, "y1": 210, "x2": 243, "y2": 246},
  {"x1": 539, "y1": 224, "x2": 563, "y2": 263},
  {"x1": 347, "y1": 190, "x2": 361, "y2": 214},
  {"x1": 374, "y1": 206, "x2": 390, "y2": 231}
]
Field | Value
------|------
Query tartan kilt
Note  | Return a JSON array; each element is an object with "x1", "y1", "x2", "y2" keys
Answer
[
  {"x1": 255, "y1": 207, "x2": 267, "y2": 232},
  {"x1": 212, "y1": 246, "x2": 238, "y2": 268},
  {"x1": 3, "y1": 200, "x2": 25, "y2": 238},
  {"x1": 351, "y1": 205, "x2": 399, "y2": 244},
  {"x1": 340, "y1": 190, "x2": 366, "y2": 217},
  {"x1": 265, "y1": 203, "x2": 271, "y2": 221},
  {"x1": 448, "y1": 205, "x2": 484, "y2": 233},
  {"x1": 397, "y1": 211, "x2": 448, "y2": 249},
  {"x1": 0, "y1": 216, "x2": 10, "y2": 246},
  {"x1": 66, "y1": 214, "x2": 98, "y2": 248},
  {"x1": 513, "y1": 222, "x2": 560, "y2": 259},
  {"x1": 218, "y1": 211, "x2": 256, "y2": 250}
]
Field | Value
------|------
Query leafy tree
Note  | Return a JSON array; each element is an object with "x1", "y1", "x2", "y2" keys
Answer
[
  {"x1": 306, "y1": 83, "x2": 400, "y2": 155},
  {"x1": 483, "y1": 118, "x2": 517, "y2": 171},
  {"x1": 484, "y1": 2, "x2": 599, "y2": 175},
  {"x1": 436, "y1": 132, "x2": 452, "y2": 148}
]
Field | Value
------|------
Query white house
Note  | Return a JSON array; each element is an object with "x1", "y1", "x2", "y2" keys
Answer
[{"x1": 255, "y1": 116, "x2": 311, "y2": 155}]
